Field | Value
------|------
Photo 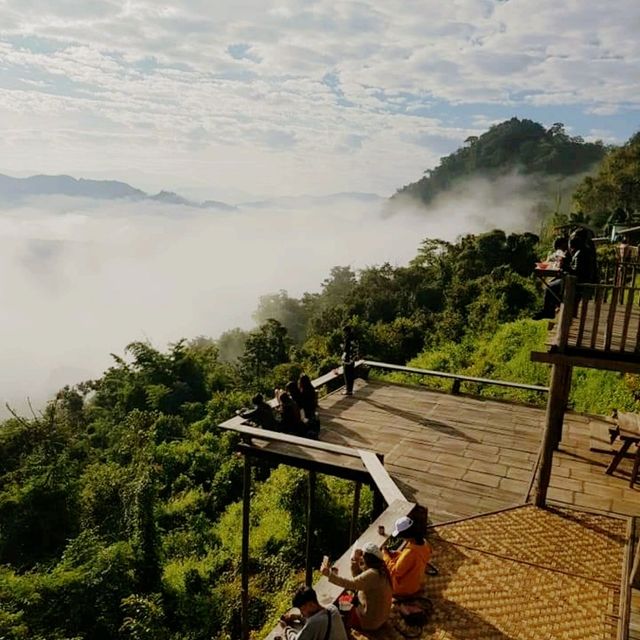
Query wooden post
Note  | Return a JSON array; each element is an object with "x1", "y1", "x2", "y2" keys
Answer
[
  {"x1": 372, "y1": 485, "x2": 385, "y2": 517},
  {"x1": 556, "y1": 276, "x2": 576, "y2": 351},
  {"x1": 536, "y1": 363, "x2": 570, "y2": 507},
  {"x1": 553, "y1": 365, "x2": 573, "y2": 449},
  {"x1": 241, "y1": 455, "x2": 251, "y2": 640},
  {"x1": 350, "y1": 482, "x2": 361, "y2": 543},
  {"x1": 305, "y1": 471, "x2": 316, "y2": 586}
]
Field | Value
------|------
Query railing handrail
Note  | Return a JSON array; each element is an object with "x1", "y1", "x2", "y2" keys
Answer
[
  {"x1": 363, "y1": 360, "x2": 549, "y2": 394},
  {"x1": 218, "y1": 415, "x2": 364, "y2": 459}
]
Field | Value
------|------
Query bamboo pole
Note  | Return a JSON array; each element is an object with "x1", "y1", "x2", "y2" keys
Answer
[
  {"x1": 241, "y1": 455, "x2": 251, "y2": 640},
  {"x1": 535, "y1": 363, "x2": 570, "y2": 507},
  {"x1": 305, "y1": 471, "x2": 316, "y2": 586},
  {"x1": 350, "y1": 482, "x2": 362, "y2": 544}
]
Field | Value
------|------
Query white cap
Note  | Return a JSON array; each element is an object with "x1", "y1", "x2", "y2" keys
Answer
[
  {"x1": 362, "y1": 542, "x2": 383, "y2": 560},
  {"x1": 392, "y1": 516, "x2": 413, "y2": 537}
]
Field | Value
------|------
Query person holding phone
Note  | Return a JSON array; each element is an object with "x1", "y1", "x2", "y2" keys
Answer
[{"x1": 320, "y1": 542, "x2": 392, "y2": 631}]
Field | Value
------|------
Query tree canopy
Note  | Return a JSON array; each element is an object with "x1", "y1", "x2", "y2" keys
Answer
[{"x1": 394, "y1": 118, "x2": 607, "y2": 205}]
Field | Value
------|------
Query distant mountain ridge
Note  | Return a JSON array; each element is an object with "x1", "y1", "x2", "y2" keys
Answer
[
  {"x1": 393, "y1": 118, "x2": 608, "y2": 205},
  {"x1": 0, "y1": 173, "x2": 236, "y2": 211},
  {"x1": 0, "y1": 173, "x2": 383, "y2": 211}
]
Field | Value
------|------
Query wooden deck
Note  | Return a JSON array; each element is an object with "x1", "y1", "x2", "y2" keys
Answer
[
  {"x1": 317, "y1": 379, "x2": 640, "y2": 640},
  {"x1": 318, "y1": 379, "x2": 640, "y2": 522}
]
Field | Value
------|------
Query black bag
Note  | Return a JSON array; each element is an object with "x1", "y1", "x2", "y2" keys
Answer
[{"x1": 393, "y1": 597, "x2": 433, "y2": 637}]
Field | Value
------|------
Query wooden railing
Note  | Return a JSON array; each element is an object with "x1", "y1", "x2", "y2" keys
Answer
[
  {"x1": 556, "y1": 276, "x2": 640, "y2": 353},
  {"x1": 601, "y1": 260, "x2": 640, "y2": 292},
  {"x1": 363, "y1": 360, "x2": 549, "y2": 395}
]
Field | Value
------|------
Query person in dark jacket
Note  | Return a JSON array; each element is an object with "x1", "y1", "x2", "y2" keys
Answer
[
  {"x1": 298, "y1": 374, "x2": 318, "y2": 421},
  {"x1": 535, "y1": 234, "x2": 598, "y2": 319},
  {"x1": 240, "y1": 393, "x2": 277, "y2": 430}
]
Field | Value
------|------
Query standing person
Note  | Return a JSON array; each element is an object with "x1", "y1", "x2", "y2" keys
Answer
[
  {"x1": 278, "y1": 585, "x2": 348, "y2": 640},
  {"x1": 341, "y1": 325, "x2": 359, "y2": 396},
  {"x1": 321, "y1": 542, "x2": 392, "y2": 631},
  {"x1": 383, "y1": 516, "x2": 432, "y2": 598}
]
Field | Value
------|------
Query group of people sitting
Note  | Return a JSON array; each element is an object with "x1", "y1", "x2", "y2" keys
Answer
[
  {"x1": 534, "y1": 228, "x2": 599, "y2": 320},
  {"x1": 241, "y1": 374, "x2": 320, "y2": 439},
  {"x1": 279, "y1": 515, "x2": 432, "y2": 639}
]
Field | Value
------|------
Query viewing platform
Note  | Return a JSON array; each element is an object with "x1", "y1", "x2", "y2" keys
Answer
[
  {"x1": 221, "y1": 362, "x2": 640, "y2": 640},
  {"x1": 318, "y1": 377, "x2": 640, "y2": 521}
]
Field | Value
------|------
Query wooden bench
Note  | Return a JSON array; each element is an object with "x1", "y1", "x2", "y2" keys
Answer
[{"x1": 606, "y1": 412, "x2": 640, "y2": 488}]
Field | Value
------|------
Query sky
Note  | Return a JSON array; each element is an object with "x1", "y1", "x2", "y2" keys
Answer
[{"x1": 0, "y1": 0, "x2": 639, "y2": 200}]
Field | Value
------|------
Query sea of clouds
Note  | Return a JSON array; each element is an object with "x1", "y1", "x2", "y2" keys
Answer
[{"x1": 0, "y1": 177, "x2": 544, "y2": 414}]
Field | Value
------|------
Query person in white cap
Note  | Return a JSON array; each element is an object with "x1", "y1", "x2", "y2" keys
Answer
[
  {"x1": 383, "y1": 516, "x2": 432, "y2": 597},
  {"x1": 320, "y1": 542, "x2": 392, "y2": 631}
]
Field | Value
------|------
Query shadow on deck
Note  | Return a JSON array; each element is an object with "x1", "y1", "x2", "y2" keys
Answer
[{"x1": 318, "y1": 379, "x2": 640, "y2": 522}]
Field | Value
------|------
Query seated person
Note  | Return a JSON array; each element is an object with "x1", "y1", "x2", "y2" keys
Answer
[
  {"x1": 279, "y1": 584, "x2": 347, "y2": 640},
  {"x1": 321, "y1": 542, "x2": 392, "y2": 631},
  {"x1": 286, "y1": 380, "x2": 304, "y2": 408},
  {"x1": 534, "y1": 234, "x2": 596, "y2": 319},
  {"x1": 298, "y1": 374, "x2": 319, "y2": 421},
  {"x1": 240, "y1": 393, "x2": 277, "y2": 430},
  {"x1": 276, "y1": 391, "x2": 304, "y2": 434},
  {"x1": 546, "y1": 236, "x2": 569, "y2": 269},
  {"x1": 383, "y1": 516, "x2": 432, "y2": 598}
]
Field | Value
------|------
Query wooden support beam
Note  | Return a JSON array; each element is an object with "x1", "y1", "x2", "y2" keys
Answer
[
  {"x1": 531, "y1": 351, "x2": 640, "y2": 374},
  {"x1": 553, "y1": 365, "x2": 573, "y2": 449},
  {"x1": 535, "y1": 363, "x2": 570, "y2": 507},
  {"x1": 305, "y1": 471, "x2": 316, "y2": 586},
  {"x1": 350, "y1": 482, "x2": 361, "y2": 544},
  {"x1": 235, "y1": 442, "x2": 372, "y2": 484},
  {"x1": 241, "y1": 455, "x2": 251, "y2": 640}
]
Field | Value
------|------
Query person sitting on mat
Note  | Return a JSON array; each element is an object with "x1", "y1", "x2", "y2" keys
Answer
[{"x1": 383, "y1": 516, "x2": 432, "y2": 598}]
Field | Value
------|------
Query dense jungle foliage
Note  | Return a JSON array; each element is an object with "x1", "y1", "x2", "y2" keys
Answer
[
  {"x1": 393, "y1": 117, "x2": 607, "y2": 206},
  {"x1": 2, "y1": 123, "x2": 639, "y2": 640}
]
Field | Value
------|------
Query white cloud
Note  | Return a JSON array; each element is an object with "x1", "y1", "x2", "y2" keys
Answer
[
  {"x1": 0, "y1": 1, "x2": 637, "y2": 195},
  {"x1": 0, "y1": 183, "x2": 543, "y2": 414}
]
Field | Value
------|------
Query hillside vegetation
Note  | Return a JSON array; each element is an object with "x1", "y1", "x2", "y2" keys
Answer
[
  {"x1": 1, "y1": 122, "x2": 639, "y2": 640},
  {"x1": 394, "y1": 118, "x2": 606, "y2": 207}
]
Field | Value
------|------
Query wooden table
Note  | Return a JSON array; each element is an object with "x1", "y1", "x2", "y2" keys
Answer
[
  {"x1": 606, "y1": 412, "x2": 640, "y2": 488},
  {"x1": 534, "y1": 266, "x2": 563, "y2": 304}
]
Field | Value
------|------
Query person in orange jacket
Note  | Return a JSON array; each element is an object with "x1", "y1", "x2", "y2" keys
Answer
[{"x1": 383, "y1": 516, "x2": 432, "y2": 598}]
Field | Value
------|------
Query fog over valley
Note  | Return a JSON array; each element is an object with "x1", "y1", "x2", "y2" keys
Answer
[{"x1": 0, "y1": 175, "x2": 542, "y2": 413}]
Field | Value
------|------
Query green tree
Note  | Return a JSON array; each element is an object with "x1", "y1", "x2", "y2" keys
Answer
[{"x1": 240, "y1": 319, "x2": 291, "y2": 383}]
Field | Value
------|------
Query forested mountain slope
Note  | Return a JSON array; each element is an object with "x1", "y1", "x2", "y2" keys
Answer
[{"x1": 394, "y1": 118, "x2": 607, "y2": 205}]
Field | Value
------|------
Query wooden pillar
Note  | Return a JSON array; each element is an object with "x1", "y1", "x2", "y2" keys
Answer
[
  {"x1": 372, "y1": 485, "x2": 385, "y2": 517},
  {"x1": 552, "y1": 365, "x2": 573, "y2": 449},
  {"x1": 241, "y1": 455, "x2": 251, "y2": 640},
  {"x1": 350, "y1": 482, "x2": 362, "y2": 543},
  {"x1": 535, "y1": 363, "x2": 570, "y2": 507},
  {"x1": 305, "y1": 471, "x2": 316, "y2": 586}
]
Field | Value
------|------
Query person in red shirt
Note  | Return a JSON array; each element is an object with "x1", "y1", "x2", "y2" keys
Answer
[{"x1": 383, "y1": 516, "x2": 432, "y2": 598}]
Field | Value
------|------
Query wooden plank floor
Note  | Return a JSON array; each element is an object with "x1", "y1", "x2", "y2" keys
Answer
[
  {"x1": 319, "y1": 379, "x2": 640, "y2": 640},
  {"x1": 318, "y1": 379, "x2": 640, "y2": 523}
]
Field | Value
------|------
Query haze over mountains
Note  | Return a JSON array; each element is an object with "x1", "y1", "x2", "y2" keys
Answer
[{"x1": 0, "y1": 173, "x2": 383, "y2": 211}]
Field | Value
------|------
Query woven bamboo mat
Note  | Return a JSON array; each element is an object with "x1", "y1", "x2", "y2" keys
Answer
[{"x1": 349, "y1": 505, "x2": 626, "y2": 640}]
